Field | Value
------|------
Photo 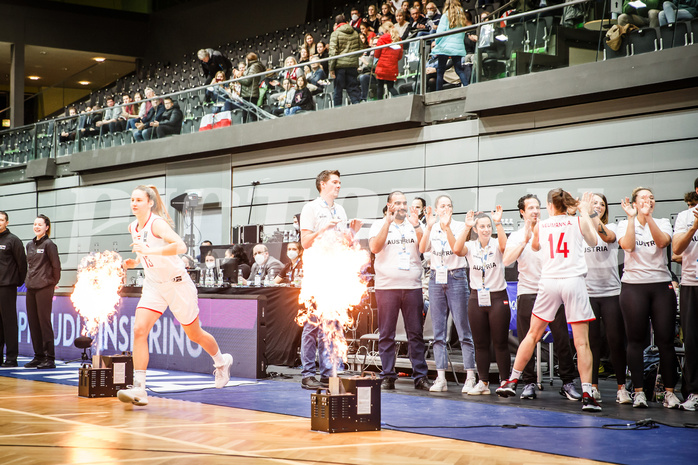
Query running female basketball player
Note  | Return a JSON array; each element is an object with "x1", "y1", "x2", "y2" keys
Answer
[
  {"x1": 117, "y1": 185, "x2": 233, "y2": 406},
  {"x1": 496, "y1": 190, "x2": 602, "y2": 412}
]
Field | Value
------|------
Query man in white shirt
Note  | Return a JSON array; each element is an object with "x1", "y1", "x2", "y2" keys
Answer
[
  {"x1": 369, "y1": 191, "x2": 431, "y2": 391},
  {"x1": 503, "y1": 194, "x2": 581, "y2": 401},
  {"x1": 298, "y1": 170, "x2": 362, "y2": 389}
]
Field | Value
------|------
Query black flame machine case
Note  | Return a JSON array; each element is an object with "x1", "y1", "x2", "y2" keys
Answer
[
  {"x1": 310, "y1": 374, "x2": 381, "y2": 433},
  {"x1": 78, "y1": 353, "x2": 134, "y2": 398}
]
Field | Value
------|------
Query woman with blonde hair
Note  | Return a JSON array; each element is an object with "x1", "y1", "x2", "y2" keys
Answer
[
  {"x1": 374, "y1": 21, "x2": 404, "y2": 99},
  {"x1": 432, "y1": 0, "x2": 471, "y2": 89},
  {"x1": 117, "y1": 185, "x2": 232, "y2": 406}
]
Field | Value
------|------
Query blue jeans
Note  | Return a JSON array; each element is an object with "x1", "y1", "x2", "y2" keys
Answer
[
  {"x1": 659, "y1": 1, "x2": 694, "y2": 25},
  {"x1": 284, "y1": 106, "x2": 302, "y2": 116},
  {"x1": 375, "y1": 288, "x2": 429, "y2": 381},
  {"x1": 428, "y1": 267, "x2": 475, "y2": 370},
  {"x1": 300, "y1": 314, "x2": 333, "y2": 379},
  {"x1": 435, "y1": 55, "x2": 471, "y2": 90},
  {"x1": 333, "y1": 68, "x2": 361, "y2": 106}
]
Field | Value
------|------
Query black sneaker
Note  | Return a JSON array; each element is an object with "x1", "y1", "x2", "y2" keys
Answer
[
  {"x1": 1, "y1": 360, "x2": 18, "y2": 367},
  {"x1": 301, "y1": 376, "x2": 325, "y2": 390},
  {"x1": 319, "y1": 376, "x2": 330, "y2": 385},
  {"x1": 36, "y1": 359, "x2": 56, "y2": 369},
  {"x1": 582, "y1": 392, "x2": 602, "y2": 412},
  {"x1": 24, "y1": 358, "x2": 43, "y2": 368},
  {"x1": 414, "y1": 377, "x2": 432, "y2": 391},
  {"x1": 381, "y1": 377, "x2": 396, "y2": 390},
  {"x1": 496, "y1": 379, "x2": 518, "y2": 397}
]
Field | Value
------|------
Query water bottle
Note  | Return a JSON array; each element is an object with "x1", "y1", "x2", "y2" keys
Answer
[
  {"x1": 216, "y1": 270, "x2": 223, "y2": 287},
  {"x1": 136, "y1": 271, "x2": 144, "y2": 286},
  {"x1": 199, "y1": 270, "x2": 205, "y2": 286},
  {"x1": 205, "y1": 268, "x2": 213, "y2": 287},
  {"x1": 294, "y1": 268, "x2": 303, "y2": 287},
  {"x1": 254, "y1": 272, "x2": 261, "y2": 287},
  {"x1": 263, "y1": 273, "x2": 270, "y2": 287},
  {"x1": 237, "y1": 266, "x2": 244, "y2": 286}
]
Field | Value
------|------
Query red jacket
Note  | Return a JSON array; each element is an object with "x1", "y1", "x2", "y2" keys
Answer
[{"x1": 374, "y1": 33, "x2": 403, "y2": 81}]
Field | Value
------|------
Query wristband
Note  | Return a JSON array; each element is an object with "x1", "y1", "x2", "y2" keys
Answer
[
  {"x1": 589, "y1": 212, "x2": 599, "y2": 219},
  {"x1": 494, "y1": 221, "x2": 502, "y2": 225}
]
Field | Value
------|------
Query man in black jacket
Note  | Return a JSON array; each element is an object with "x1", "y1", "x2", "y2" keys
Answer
[
  {"x1": 198, "y1": 48, "x2": 233, "y2": 83},
  {"x1": 149, "y1": 97, "x2": 183, "y2": 139},
  {"x1": 0, "y1": 211, "x2": 27, "y2": 367}
]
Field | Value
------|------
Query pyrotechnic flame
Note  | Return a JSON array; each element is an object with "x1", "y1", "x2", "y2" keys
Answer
[
  {"x1": 71, "y1": 251, "x2": 125, "y2": 338},
  {"x1": 297, "y1": 231, "x2": 369, "y2": 373}
]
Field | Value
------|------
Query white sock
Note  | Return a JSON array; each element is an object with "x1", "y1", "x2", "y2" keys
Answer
[
  {"x1": 466, "y1": 370, "x2": 476, "y2": 381},
  {"x1": 510, "y1": 369, "x2": 522, "y2": 381},
  {"x1": 134, "y1": 370, "x2": 146, "y2": 388},
  {"x1": 437, "y1": 369, "x2": 446, "y2": 380},
  {"x1": 582, "y1": 383, "x2": 592, "y2": 395},
  {"x1": 212, "y1": 350, "x2": 224, "y2": 366}
]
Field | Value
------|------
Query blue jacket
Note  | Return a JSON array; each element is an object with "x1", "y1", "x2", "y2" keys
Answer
[{"x1": 432, "y1": 13, "x2": 467, "y2": 57}]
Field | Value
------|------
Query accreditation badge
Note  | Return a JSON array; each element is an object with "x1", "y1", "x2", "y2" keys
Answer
[{"x1": 477, "y1": 288, "x2": 491, "y2": 307}]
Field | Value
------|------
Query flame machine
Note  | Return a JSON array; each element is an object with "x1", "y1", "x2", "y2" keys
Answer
[{"x1": 310, "y1": 373, "x2": 381, "y2": 433}]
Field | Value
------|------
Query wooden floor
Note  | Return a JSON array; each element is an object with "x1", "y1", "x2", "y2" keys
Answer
[{"x1": 0, "y1": 377, "x2": 611, "y2": 465}]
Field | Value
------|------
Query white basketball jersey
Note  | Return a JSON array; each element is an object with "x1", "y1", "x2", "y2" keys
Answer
[
  {"x1": 538, "y1": 215, "x2": 587, "y2": 279},
  {"x1": 129, "y1": 213, "x2": 186, "y2": 283}
]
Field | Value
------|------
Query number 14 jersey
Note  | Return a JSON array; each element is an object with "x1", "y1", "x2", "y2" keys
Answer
[{"x1": 538, "y1": 214, "x2": 587, "y2": 279}]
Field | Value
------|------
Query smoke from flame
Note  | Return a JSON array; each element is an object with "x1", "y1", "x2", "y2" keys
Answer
[
  {"x1": 71, "y1": 251, "x2": 125, "y2": 337},
  {"x1": 297, "y1": 232, "x2": 369, "y2": 373}
]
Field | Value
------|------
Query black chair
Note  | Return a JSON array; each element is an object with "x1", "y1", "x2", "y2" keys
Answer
[
  {"x1": 628, "y1": 27, "x2": 659, "y2": 55},
  {"x1": 604, "y1": 35, "x2": 629, "y2": 59},
  {"x1": 660, "y1": 22, "x2": 689, "y2": 49}
]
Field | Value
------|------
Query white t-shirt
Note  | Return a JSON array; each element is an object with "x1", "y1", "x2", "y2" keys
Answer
[
  {"x1": 583, "y1": 222, "x2": 621, "y2": 297},
  {"x1": 674, "y1": 207, "x2": 698, "y2": 286},
  {"x1": 368, "y1": 219, "x2": 422, "y2": 290},
  {"x1": 505, "y1": 226, "x2": 543, "y2": 295},
  {"x1": 426, "y1": 220, "x2": 467, "y2": 270},
  {"x1": 129, "y1": 213, "x2": 186, "y2": 284},
  {"x1": 300, "y1": 197, "x2": 348, "y2": 234},
  {"x1": 538, "y1": 215, "x2": 587, "y2": 279},
  {"x1": 464, "y1": 237, "x2": 507, "y2": 291},
  {"x1": 616, "y1": 217, "x2": 673, "y2": 284}
]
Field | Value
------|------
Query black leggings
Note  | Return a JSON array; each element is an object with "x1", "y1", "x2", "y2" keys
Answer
[
  {"x1": 26, "y1": 285, "x2": 56, "y2": 360},
  {"x1": 468, "y1": 290, "x2": 511, "y2": 383},
  {"x1": 589, "y1": 295, "x2": 627, "y2": 385},
  {"x1": 376, "y1": 79, "x2": 398, "y2": 100},
  {"x1": 619, "y1": 282, "x2": 677, "y2": 389}
]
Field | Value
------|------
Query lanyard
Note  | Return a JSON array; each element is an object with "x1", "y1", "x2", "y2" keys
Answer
[
  {"x1": 477, "y1": 240, "x2": 491, "y2": 289},
  {"x1": 391, "y1": 221, "x2": 408, "y2": 253},
  {"x1": 437, "y1": 225, "x2": 450, "y2": 268},
  {"x1": 321, "y1": 198, "x2": 338, "y2": 220}
]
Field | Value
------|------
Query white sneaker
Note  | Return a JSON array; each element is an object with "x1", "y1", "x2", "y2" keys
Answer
[
  {"x1": 463, "y1": 377, "x2": 477, "y2": 392},
  {"x1": 616, "y1": 387, "x2": 632, "y2": 404},
  {"x1": 633, "y1": 391, "x2": 648, "y2": 408},
  {"x1": 429, "y1": 377, "x2": 448, "y2": 392},
  {"x1": 663, "y1": 391, "x2": 681, "y2": 409},
  {"x1": 214, "y1": 353, "x2": 233, "y2": 388},
  {"x1": 467, "y1": 380, "x2": 491, "y2": 395},
  {"x1": 117, "y1": 386, "x2": 148, "y2": 406},
  {"x1": 591, "y1": 387, "x2": 602, "y2": 403},
  {"x1": 679, "y1": 393, "x2": 698, "y2": 411}
]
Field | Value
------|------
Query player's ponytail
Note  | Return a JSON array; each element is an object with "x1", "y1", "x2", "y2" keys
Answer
[
  {"x1": 135, "y1": 184, "x2": 174, "y2": 226},
  {"x1": 547, "y1": 188, "x2": 578, "y2": 215}
]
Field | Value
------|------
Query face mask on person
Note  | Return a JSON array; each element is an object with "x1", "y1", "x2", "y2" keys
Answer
[
  {"x1": 287, "y1": 250, "x2": 299, "y2": 261},
  {"x1": 426, "y1": 10, "x2": 434, "y2": 18},
  {"x1": 205, "y1": 261, "x2": 215, "y2": 269},
  {"x1": 254, "y1": 254, "x2": 266, "y2": 265},
  {"x1": 351, "y1": 14, "x2": 359, "y2": 21}
]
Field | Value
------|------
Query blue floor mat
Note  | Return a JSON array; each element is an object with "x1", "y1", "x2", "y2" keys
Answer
[{"x1": 4, "y1": 359, "x2": 695, "y2": 465}]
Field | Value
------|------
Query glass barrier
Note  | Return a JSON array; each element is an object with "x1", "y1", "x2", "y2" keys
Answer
[{"x1": 1, "y1": 0, "x2": 690, "y2": 170}]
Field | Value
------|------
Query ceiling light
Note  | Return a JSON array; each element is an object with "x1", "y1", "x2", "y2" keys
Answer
[
  {"x1": 28, "y1": 75, "x2": 40, "y2": 80},
  {"x1": 78, "y1": 81, "x2": 91, "y2": 85},
  {"x1": 93, "y1": 57, "x2": 106, "y2": 62}
]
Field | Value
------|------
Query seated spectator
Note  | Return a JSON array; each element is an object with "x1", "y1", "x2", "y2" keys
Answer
[
  {"x1": 197, "y1": 48, "x2": 233, "y2": 83},
  {"x1": 231, "y1": 63, "x2": 245, "y2": 98},
  {"x1": 246, "y1": 244, "x2": 284, "y2": 284},
  {"x1": 272, "y1": 78, "x2": 296, "y2": 116},
  {"x1": 146, "y1": 96, "x2": 183, "y2": 140},
  {"x1": 126, "y1": 92, "x2": 146, "y2": 131},
  {"x1": 207, "y1": 71, "x2": 238, "y2": 112},
  {"x1": 618, "y1": 0, "x2": 660, "y2": 27},
  {"x1": 350, "y1": 7, "x2": 364, "y2": 30},
  {"x1": 200, "y1": 251, "x2": 221, "y2": 283},
  {"x1": 417, "y1": 2, "x2": 442, "y2": 36},
  {"x1": 302, "y1": 33, "x2": 317, "y2": 56},
  {"x1": 226, "y1": 244, "x2": 252, "y2": 280},
  {"x1": 96, "y1": 95, "x2": 117, "y2": 134},
  {"x1": 315, "y1": 41, "x2": 330, "y2": 74},
  {"x1": 285, "y1": 75, "x2": 315, "y2": 116},
  {"x1": 298, "y1": 47, "x2": 310, "y2": 64},
  {"x1": 398, "y1": 0, "x2": 412, "y2": 20},
  {"x1": 374, "y1": 22, "x2": 404, "y2": 100},
  {"x1": 274, "y1": 241, "x2": 303, "y2": 285},
  {"x1": 134, "y1": 97, "x2": 164, "y2": 142},
  {"x1": 395, "y1": 10, "x2": 411, "y2": 39},
  {"x1": 658, "y1": 0, "x2": 697, "y2": 25},
  {"x1": 81, "y1": 104, "x2": 102, "y2": 137},
  {"x1": 59, "y1": 106, "x2": 78, "y2": 142},
  {"x1": 307, "y1": 57, "x2": 328, "y2": 93},
  {"x1": 381, "y1": 2, "x2": 397, "y2": 23},
  {"x1": 111, "y1": 93, "x2": 136, "y2": 133},
  {"x1": 272, "y1": 56, "x2": 301, "y2": 85},
  {"x1": 366, "y1": 4, "x2": 381, "y2": 31},
  {"x1": 360, "y1": 21, "x2": 377, "y2": 43},
  {"x1": 412, "y1": 0, "x2": 424, "y2": 14},
  {"x1": 407, "y1": 7, "x2": 429, "y2": 38}
]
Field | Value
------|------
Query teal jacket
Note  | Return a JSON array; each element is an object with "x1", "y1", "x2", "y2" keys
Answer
[{"x1": 432, "y1": 13, "x2": 467, "y2": 57}]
